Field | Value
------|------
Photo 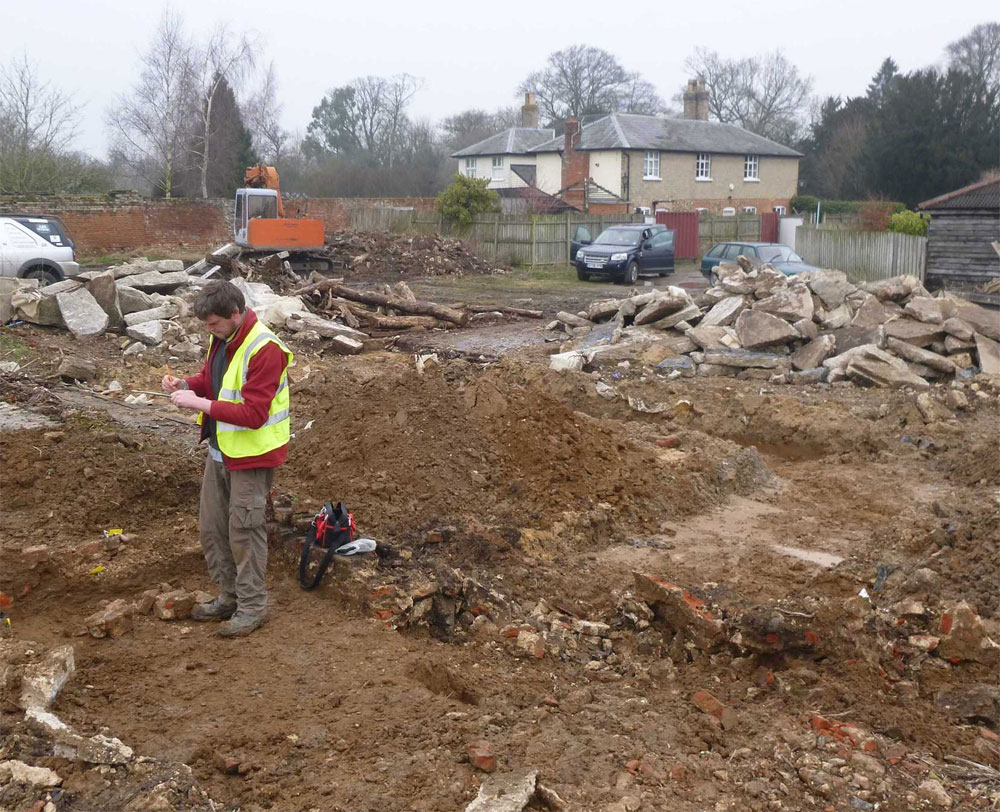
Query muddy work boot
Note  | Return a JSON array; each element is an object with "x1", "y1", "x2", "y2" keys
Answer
[
  {"x1": 191, "y1": 598, "x2": 237, "y2": 622},
  {"x1": 217, "y1": 611, "x2": 268, "y2": 638}
]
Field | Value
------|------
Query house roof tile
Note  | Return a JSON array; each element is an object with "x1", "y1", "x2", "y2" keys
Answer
[
  {"x1": 451, "y1": 127, "x2": 556, "y2": 158},
  {"x1": 530, "y1": 113, "x2": 801, "y2": 157}
]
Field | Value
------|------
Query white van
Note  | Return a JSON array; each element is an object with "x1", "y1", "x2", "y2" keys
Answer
[{"x1": 0, "y1": 214, "x2": 81, "y2": 284}]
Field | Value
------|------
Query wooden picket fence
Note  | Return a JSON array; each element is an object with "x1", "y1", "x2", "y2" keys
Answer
[
  {"x1": 795, "y1": 227, "x2": 927, "y2": 282},
  {"x1": 348, "y1": 207, "x2": 643, "y2": 266}
]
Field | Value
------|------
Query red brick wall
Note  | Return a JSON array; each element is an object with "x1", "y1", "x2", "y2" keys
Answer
[
  {"x1": 0, "y1": 194, "x2": 440, "y2": 257},
  {"x1": 0, "y1": 194, "x2": 231, "y2": 256},
  {"x1": 665, "y1": 197, "x2": 791, "y2": 215}
]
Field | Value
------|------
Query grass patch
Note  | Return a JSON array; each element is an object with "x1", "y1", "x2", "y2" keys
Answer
[
  {"x1": 0, "y1": 332, "x2": 33, "y2": 363},
  {"x1": 79, "y1": 248, "x2": 210, "y2": 267}
]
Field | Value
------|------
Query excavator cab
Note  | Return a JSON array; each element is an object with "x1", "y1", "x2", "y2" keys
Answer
[
  {"x1": 234, "y1": 188, "x2": 280, "y2": 245},
  {"x1": 233, "y1": 167, "x2": 325, "y2": 251}
]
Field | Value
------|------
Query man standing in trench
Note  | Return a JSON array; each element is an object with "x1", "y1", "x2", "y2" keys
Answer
[{"x1": 162, "y1": 280, "x2": 292, "y2": 637}]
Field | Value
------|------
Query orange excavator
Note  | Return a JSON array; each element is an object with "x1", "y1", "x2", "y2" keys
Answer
[{"x1": 235, "y1": 164, "x2": 325, "y2": 253}]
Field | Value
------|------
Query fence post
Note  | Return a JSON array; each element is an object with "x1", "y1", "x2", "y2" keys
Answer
[
  {"x1": 530, "y1": 215, "x2": 536, "y2": 268},
  {"x1": 565, "y1": 211, "x2": 571, "y2": 265},
  {"x1": 493, "y1": 213, "x2": 500, "y2": 257}
]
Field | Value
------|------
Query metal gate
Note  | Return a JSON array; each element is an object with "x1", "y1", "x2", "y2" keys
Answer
[{"x1": 655, "y1": 211, "x2": 700, "y2": 259}]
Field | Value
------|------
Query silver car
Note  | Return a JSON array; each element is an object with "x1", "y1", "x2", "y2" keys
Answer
[{"x1": 0, "y1": 214, "x2": 81, "y2": 284}]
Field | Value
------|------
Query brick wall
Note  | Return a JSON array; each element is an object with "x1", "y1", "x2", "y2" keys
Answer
[
  {"x1": 0, "y1": 194, "x2": 440, "y2": 257},
  {"x1": 0, "y1": 194, "x2": 232, "y2": 257}
]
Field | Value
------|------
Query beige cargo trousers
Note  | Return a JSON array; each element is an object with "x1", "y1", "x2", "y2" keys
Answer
[{"x1": 199, "y1": 456, "x2": 273, "y2": 616}]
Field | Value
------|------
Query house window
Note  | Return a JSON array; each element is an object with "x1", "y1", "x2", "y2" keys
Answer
[
  {"x1": 696, "y1": 153, "x2": 711, "y2": 180},
  {"x1": 722, "y1": 207, "x2": 736, "y2": 216},
  {"x1": 643, "y1": 151, "x2": 660, "y2": 179},
  {"x1": 773, "y1": 205, "x2": 787, "y2": 216},
  {"x1": 744, "y1": 154, "x2": 759, "y2": 181},
  {"x1": 464, "y1": 158, "x2": 476, "y2": 178},
  {"x1": 491, "y1": 156, "x2": 504, "y2": 181},
  {"x1": 742, "y1": 206, "x2": 757, "y2": 214}
]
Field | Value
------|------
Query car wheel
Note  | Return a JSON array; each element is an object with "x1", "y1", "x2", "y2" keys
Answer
[
  {"x1": 23, "y1": 266, "x2": 60, "y2": 286},
  {"x1": 625, "y1": 260, "x2": 639, "y2": 286},
  {"x1": 576, "y1": 268, "x2": 590, "y2": 282}
]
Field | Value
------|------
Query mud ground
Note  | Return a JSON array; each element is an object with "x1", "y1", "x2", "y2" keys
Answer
[{"x1": 1, "y1": 267, "x2": 999, "y2": 812}]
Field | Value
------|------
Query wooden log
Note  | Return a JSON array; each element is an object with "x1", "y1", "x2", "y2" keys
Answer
[
  {"x1": 291, "y1": 280, "x2": 469, "y2": 325},
  {"x1": 358, "y1": 313, "x2": 454, "y2": 330},
  {"x1": 556, "y1": 311, "x2": 593, "y2": 328},
  {"x1": 463, "y1": 304, "x2": 544, "y2": 319},
  {"x1": 393, "y1": 281, "x2": 417, "y2": 301}
]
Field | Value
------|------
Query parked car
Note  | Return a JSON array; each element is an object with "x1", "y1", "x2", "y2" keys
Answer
[
  {"x1": 700, "y1": 242, "x2": 818, "y2": 283},
  {"x1": 572, "y1": 224, "x2": 675, "y2": 284},
  {"x1": 0, "y1": 214, "x2": 80, "y2": 284}
]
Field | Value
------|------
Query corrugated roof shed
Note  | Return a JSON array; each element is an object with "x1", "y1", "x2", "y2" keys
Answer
[{"x1": 919, "y1": 177, "x2": 1000, "y2": 211}]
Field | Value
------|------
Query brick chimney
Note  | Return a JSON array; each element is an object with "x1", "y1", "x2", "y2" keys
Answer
[
  {"x1": 561, "y1": 117, "x2": 588, "y2": 209},
  {"x1": 521, "y1": 91, "x2": 539, "y2": 128},
  {"x1": 683, "y1": 78, "x2": 710, "y2": 121}
]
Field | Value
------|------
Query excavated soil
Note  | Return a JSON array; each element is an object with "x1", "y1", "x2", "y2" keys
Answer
[{"x1": 2, "y1": 322, "x2": 1000, "y2": 812}]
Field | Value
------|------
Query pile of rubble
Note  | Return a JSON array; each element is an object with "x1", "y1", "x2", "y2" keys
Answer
[
  {"x1": 549, "y1": 260, "x2": 1000, "y2": 388},
  {"x1": 1, "y1": 258, "x2": 211, "y2": 358},
  {"x1": 0, "y1": 636, "x2": 218, "y2": 812},
  {"x1": 0, "y1": 249, "x2": 536, "y2": 360},
  {"x1": 318, "y1": 231, "x2": 504, "y2": 279}
]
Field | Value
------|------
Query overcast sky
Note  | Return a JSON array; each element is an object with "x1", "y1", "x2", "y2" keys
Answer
[{"x1": 2, "y1": 0, "x2": 995, "y2": 157}]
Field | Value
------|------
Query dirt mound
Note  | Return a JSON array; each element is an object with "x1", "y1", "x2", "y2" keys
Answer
[
  {"x1": 0, "y1": 419, "x2": 200, "y2": 551},
  {"x1": 310, "y1": 231, "x2": 503, "y2": 281},
  {"x1": 284, "y1": 357, "x2": 758, "y2": 551}
]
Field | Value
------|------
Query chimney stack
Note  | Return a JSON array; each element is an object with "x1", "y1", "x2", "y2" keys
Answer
[
  {"x1": 561, "y1": 117, "x2": 588, "y2": 209},
  {"x1": 683, "y1": 78, "x2": 710, "y2": 121},
  {"x1": 521, "y1": 91, "x2": 539, "y2": 129}
]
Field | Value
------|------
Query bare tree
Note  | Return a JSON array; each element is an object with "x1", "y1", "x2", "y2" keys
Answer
[
  {"x1": 189, "y1": 25, "x2": 258, "y2": 197},
  {"x1": 0, "y1": 55, "x2": 81, "y2": 193},
  {"x1": 381, "y1": 74, "x2": 421, "y2": 169},
  {"x1": 684, "y1": 48, "x2": 813, "y2": 143},
  {"x1": 107, "y1": 10, "x2": 195, "y2": 197},
  {"x1": 518, "y1": 45, "x2": 665, "y2": 122},
  {"x1": 244, "y1": 60, "x2": 288, "y2": 164},
  {"x1": 946, "y1": 22, "x2": 1000, "y2": 94}
]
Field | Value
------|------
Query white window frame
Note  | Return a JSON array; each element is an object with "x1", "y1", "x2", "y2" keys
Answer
[
  {"x1": 696, "y1": 153, "x2": 711, "y2": 181},
  {"x1": 773, "y1": 205, "x2": 787, "y2": 216},
  {"x1": 464, "y1": 158, "x2": 477, "y2": 178},
  {"x1": 744, "y1": 154, "x2": 759, "y2": 181},
  {"x1": 491, "y1": 156, "x2": 504, "y2": 181},
  {"x1": 722, "y1": 207, "x2": 736, "y2": 216},
  {"x1": 742, "y1": 206, "x2": 757, "y2": 214},
  {"x1": 642, "y1": 151, "x2": 660, "y2": 180}
]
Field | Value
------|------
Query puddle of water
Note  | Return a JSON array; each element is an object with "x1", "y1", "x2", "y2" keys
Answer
[
  {"x1": 771, "y1": 544, "x2": 844, "y2": 568},
  {"x1": 0, "y1": 402, "x2": 57, "y2": 431}
]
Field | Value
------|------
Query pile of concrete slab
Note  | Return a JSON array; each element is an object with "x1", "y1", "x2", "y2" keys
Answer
[
  {"x1": 550, "y1": 261, "x2": 1000, "y2": 387},
  {"x1": 0, "y1": 256, "x2": 368, "y2": 357}
]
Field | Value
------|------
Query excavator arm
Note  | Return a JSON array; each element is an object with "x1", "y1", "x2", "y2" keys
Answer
[{"x1": 243, "y1": 164, "x2": 285, "y2": 217}]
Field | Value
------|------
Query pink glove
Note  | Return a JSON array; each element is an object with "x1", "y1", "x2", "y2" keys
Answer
[{"x1": 171, "y1": 389, "x2": 213, "y2": 415}]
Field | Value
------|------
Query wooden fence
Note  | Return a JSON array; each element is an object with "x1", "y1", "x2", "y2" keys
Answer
[
  {"x1": 795, "y1": 227, "x2": 927, "y2": 282},
  {"x1": 349, "y1": 207, "x2": 643, "y2": 266},
  {"x1": 698, "y1": 212, "x2": 765, "y2": 255}
]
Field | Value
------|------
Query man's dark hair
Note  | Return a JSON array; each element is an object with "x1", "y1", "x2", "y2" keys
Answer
[{"x1": 193, "y1": 280, "x2": 246, "y2": 320}]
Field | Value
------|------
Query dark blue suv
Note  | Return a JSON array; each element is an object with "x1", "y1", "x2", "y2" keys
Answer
[{"x1": 572, "y1": 224, "x2": 675, "y2": 284}]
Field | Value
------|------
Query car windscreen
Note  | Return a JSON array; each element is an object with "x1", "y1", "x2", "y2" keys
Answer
[
  {"x1": 594, "y1": 228, "x2": 641, "y2": 247},
  {"x1": 13, "y1": 217, "x2": 72, "y2": 248},
  {"x1": 758, "y1": 246, "x2": 800, "y2": 263}
]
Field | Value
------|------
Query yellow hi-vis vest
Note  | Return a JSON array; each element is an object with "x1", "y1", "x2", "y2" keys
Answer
[{"x1": 196, "y1": 320, "x2": 293, "y2": 459}]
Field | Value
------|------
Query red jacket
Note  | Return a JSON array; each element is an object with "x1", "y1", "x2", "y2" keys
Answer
[{"x1": 184, "y1": 309, "x2": 289, "y2": 470}]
